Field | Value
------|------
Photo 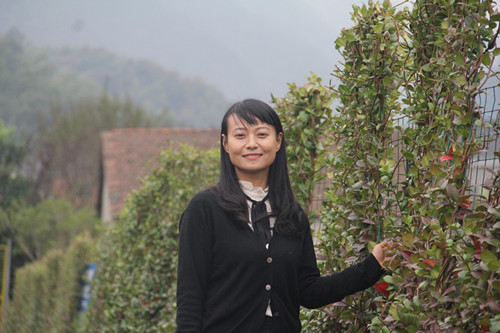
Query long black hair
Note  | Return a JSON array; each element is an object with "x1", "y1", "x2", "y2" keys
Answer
[{"x1": 211, "y1": 99, "x2": 306, "y2": 235}]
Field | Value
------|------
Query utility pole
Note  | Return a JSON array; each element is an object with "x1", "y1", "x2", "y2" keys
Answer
[{"x1": 0, "y1": 239, "x2": 12, "y2": 323}]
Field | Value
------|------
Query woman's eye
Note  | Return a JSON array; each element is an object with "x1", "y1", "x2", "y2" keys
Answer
[
  {"x1": 235, "y1": 133, "x2": 245, "y2": 138},
  {"x1": 258, "y1": 133, "x2": 268, "y2": 138}
]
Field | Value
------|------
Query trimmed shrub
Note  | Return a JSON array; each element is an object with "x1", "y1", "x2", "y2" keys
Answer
[
  {"x1": 84, "y1": 145, "x2": 218, "y2": 332},
  {"x1": 3, "y1": 232, "x2": 96, "y2": 333}
]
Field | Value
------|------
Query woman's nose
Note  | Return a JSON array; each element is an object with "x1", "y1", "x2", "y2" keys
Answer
[{"x1": 245, "y1": 135, "x2": 258, "y2": 148}]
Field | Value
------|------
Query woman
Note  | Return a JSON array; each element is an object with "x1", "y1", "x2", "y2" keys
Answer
[{"x1": 176, "y1": 99, "x2": 390, "y2": 333}]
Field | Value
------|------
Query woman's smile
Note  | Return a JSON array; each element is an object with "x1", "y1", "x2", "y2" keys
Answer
[{"x1": 243, "y1": 153, "x2": 262, "y2": 160}]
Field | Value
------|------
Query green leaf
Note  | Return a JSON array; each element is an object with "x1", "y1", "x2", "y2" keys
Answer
[
  {"x1": 298, "y1": 111, "x2": 309, "y2": 123},
  {"x1": 446, "y1": 184, "x2": 459, "y2": 201},
  {"x1": 488, "y1": 207, "x2": 500, "y2": 218},
  {"x1": 455, "y1": 74, "x2": 467, "y2": 86},
  {"x1": 430, "y1": 164, "x2": 443, "y2": 177},
  {"x1": 382, "y1": 76, "x2": 392, "y2": 86},
  {"x1": 389, "y1": 304, "x2": 400, "y2": 321},
  {"x1": 481, "y1": 250, "x2": 500, "y2": 272},
  {"x1": 422, "y1": 134, "x2": 433, "y2": 145},
  {"x1": 402, "y1": 233, "x2": 415, "y2": 247},
  {"x1": 422, "y1": 64, "x2": 432, "y2": 72},
  {"x1": 482, "y1": 54, "x2": 491, "y2": 66}
]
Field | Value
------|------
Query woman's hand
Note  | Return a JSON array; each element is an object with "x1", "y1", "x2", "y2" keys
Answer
[{"x1": 372, "y1": 240, "x2": 393, "y2": 268}]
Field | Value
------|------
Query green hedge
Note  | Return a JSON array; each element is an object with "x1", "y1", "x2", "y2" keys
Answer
[
  {"x1": 3, "y1": 232, "x2": 96, "y2": 333},
  {"x1": 84, "y1": 145, "x2": 219, "y2": 332}
]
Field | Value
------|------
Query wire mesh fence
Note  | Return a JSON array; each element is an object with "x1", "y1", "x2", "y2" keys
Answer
[
  {"x1": 311, "y1": 85, "x2": 500, "y2": 212},
  {"x1": 468, "y1": 85, "x2": 500, "y2": 197}
]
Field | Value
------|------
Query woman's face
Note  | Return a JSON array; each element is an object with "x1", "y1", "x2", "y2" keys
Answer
[{"x1": 222, "y1": 115, "x2": 282, "y2": 188}]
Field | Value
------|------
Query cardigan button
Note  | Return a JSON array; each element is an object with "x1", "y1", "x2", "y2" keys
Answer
[
  {"x1": 265, "y1": 284, "x2": 271, "y2": 291},
  {"x1": 266, "y1": 257, "x2": 273, "y2": 263}
]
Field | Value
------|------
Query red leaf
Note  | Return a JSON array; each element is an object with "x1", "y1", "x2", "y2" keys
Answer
[
  {"x1": 481, "y1": 326, "x2": 490, "y2": 332},
  {"x1": 422, "y1": 258, "x2": 437, "y2": 268},
  {"x1": 374, "y1": 281, "x2": 389, "y2": 297},
  {"x1": 442, "y1": 285, "x2": 457, "y2": 296},
  {"x1": 468, "y1": 235, "x2": 482, "y2": 259},
  {"x1": 439, "y1": 155, "x2": 453, "y2": 162},
  {"x1": 459, "y1": 200, "x2": 472, "y2": 208},
  {"x1": 399, "y1": 249, "x2": 415, "y2": 262}
]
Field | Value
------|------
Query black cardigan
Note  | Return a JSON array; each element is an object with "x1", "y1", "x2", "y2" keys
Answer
[{"x1": 176, "y1": 190, "x2": 383, "y2": 333}]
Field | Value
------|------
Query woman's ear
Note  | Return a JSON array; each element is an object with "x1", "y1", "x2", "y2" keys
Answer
[
  {"x1": 276, "y1": 132, "x2": 283, "y2": 151},
  {"x1": 222, "y1": 134, "x2": 229, "y2": 152}
]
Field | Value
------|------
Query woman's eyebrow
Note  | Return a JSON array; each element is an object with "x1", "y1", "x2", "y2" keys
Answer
[{"x1": 231, "y1": 126, "x2": 248, "y2": 133}]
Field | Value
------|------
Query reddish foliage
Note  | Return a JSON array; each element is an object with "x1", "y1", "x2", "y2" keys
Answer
[
  {"x1": 422, "y1": 258, "x2": 438, "y2": 268},
  {"x1": 459, "y1": 200, "x2": 472, "y2": 208},
  {"x1": 374, "y1": 281, "x2": 389, "y2": 297},
  {"x1": 468, "y1": 235, "x2": 482, "y2": 259}
]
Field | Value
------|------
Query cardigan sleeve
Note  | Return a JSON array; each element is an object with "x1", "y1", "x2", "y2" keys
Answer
[
  {"x1": 176, "y1": 197, "x2": 213, "y2": 332},
  {"x1": 298, "y1": 223, "x2": 384, "y2": 309}
]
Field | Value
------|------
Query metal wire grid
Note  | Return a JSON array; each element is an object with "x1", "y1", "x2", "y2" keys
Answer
[{"x1": 311, "y1": 85, "x2": 500, "y2": 212}]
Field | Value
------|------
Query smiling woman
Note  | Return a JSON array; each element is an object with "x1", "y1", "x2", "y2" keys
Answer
[
  {"x1": 175, "y1": 99, "x2": 389, "y2": 333},
  {"x1": 222, "y1": 114, "x2": 282, "y2": 189}
]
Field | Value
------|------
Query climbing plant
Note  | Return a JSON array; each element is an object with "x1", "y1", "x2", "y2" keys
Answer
[
  {"x1": 273, "y1": 73, "x2": 334, "y2": 217},
  {"x1": 371, "y1": 0, "x2": 500, "y2": 331},
  {"x1": 298, "y1": 1, "x2": 406, "y2": 331},
  {"x1": 302, "y1": 0, "x2": 500, "y2": 332}
]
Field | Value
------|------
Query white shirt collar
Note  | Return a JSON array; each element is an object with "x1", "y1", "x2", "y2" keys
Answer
[{"x1": 239, "y1": 180, "x2": 268, "y2": 202}]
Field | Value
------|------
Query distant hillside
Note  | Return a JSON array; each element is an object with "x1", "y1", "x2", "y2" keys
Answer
[
  {"x1": 0, "y1": 29, "x2": 230, "y2": 135},
  {"x1": 0, "y1": 30, "x2": 102, "y2": 135},
  {"x1": 45, "y1": 46, "x2": 230, "y2": 127}
]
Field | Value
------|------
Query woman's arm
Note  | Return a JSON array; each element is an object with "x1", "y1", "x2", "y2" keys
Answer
[
  {"x1": 176, "y1": 205, "x2": 213, "y2": 332},
  {"x1": 298, "y1": 224, "x2": 384, "y2": 309}
]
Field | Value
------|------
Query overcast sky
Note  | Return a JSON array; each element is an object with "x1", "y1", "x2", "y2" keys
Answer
[{"x1": 1, "y1": 0, "x2": 368, "y2": 101}]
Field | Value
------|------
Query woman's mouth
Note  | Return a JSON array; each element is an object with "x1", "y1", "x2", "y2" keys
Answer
[{"x1": 243, "y1": 154, "x2": 262, "y2": 160}]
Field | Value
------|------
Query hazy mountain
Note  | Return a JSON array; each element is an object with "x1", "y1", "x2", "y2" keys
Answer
[
  {"x1": 45, "y1": 46, "x2": 230, "y2": 127},
  {"x1": 0, "y1": 0, "x2": 362, "y2": 102},
  {"x1": 0, "y1": 30, "x2": 230, "y2": 132}
]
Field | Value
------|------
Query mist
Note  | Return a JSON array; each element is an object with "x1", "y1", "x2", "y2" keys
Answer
[{"x1": 0, "y1": 0, "x2": 363, "y2": 102}]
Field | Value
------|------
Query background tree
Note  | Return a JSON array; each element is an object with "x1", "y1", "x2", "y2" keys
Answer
[
  {"x1": 0, "y1": 199, "x2": 99, "y2": 262},
  {"x1": 0, "y1": 28, "x2": 100, "y2": 136},
  {"x1": 0, "y1": 120, "x2": 32, "y2": 208},
  {"x1": 26, "y1": 92, "x2": 167, "y2": 207}
]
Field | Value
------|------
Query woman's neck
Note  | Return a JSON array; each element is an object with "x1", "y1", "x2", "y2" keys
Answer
[
  {"x1": 235, "y1": 172, "x2": 268, "y2": 189},
  {"x1": 239, "y1": 178, "x2": 266, "y2": 189}
]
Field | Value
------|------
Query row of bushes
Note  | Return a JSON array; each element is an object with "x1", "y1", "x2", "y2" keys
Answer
[
  {"x1": 83, "y1": 145, "x2": 219, "y2": 332},
  {"x1": 3, "y1": 233, "x2": 95, "y2": 333}
]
